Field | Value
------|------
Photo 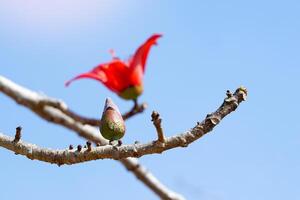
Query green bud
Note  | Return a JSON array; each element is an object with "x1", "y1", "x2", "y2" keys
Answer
[
  {"x1": 100, "y1": 98, "x2": 126, "y2": 141},
  {"x1": 118, "y1": 85, "x2": 143, "y2": 100}
]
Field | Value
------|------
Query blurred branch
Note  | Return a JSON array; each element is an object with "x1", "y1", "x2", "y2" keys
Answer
[
  {"x1": 0, "y1": 75, "x2": 185, "y2": 200},
  {"x1": 123, "y1": 101, "x2": 148, "y2": 120},
  {"x1": 38, "y1": 95, "x2": 147, "y2": 126}
]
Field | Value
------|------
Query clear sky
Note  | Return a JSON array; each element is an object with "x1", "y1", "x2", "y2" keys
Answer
[{"x1": 0, "y1": 1, "x2": 299, "y2": 199}]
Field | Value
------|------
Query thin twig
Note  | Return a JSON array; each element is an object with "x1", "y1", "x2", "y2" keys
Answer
[{"x1": 123, "y1": 102, "x2": 148, "y2": 120}]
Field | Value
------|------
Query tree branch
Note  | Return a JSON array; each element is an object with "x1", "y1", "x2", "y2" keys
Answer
[
  {"x1": 0, "y1": 80, "x2": 247, "y2": 163},
  {"x1": 0, "y1": 75, "x2": 185, "y2": 200}
]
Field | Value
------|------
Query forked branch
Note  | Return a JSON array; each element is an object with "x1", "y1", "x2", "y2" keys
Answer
[{"x1": 0, "y1": 85, "x2": 247, "y2": 164}]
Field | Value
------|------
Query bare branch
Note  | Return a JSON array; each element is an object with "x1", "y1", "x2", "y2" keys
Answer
[
  {"x1": 0, "y1": 87, "x2": 247, "y2": 164},
  {"x1": 0, "y1": 75, "x2": 185, "y2": 200},
  {"x1": 151, "y1": 111, "x2": 166, "y2": 143}
]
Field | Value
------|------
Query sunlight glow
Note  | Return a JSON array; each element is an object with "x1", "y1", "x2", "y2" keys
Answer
[{"x1": 0, "y1": 0, "x2": 125, "y2": 33}]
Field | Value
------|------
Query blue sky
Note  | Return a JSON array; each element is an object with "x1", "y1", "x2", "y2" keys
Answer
[{"x1": 0, "y1": 1, "x2": 299, "y2": 199}]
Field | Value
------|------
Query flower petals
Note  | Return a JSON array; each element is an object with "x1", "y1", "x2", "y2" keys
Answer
[
  {"x1": 66, "y1": 34, "x2": 162, "y2": 99},
  {"x1": 66, "y1": 60, "x2": 131, "y2": 93},
  {"x1": 130, "y1": 34, "x2": 162, "y2": 73}
]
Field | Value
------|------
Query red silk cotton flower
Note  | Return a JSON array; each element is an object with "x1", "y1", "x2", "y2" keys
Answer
[{"x1": 66, "y1": 34, "x2": 162, "y2": 100}]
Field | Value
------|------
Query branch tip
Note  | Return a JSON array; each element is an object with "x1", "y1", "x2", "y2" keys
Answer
[
  {"x1": 151, "y1": 111, "x2": 166, "y2": 143},
  {"x1": 236, "y1": 86, "x2": 248, "y2": 101}
]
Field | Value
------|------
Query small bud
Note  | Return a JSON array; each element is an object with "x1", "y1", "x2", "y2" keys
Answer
[
  {"x1": 100, "y1": 98, "x2": 126, "y2": 141},
  {"x1": 86, "y1": 141, "x2": 92, "y2": 151},
  {"x1": 77, "y1": 145, "x2": 82, "y2": 152},
  {"x1": 69, "y1": 145, "x2": 74, "y2": 150},
  {"x1": 226, "y1": 90, "x2": 233, "y2": 97},
  {"x1": 236, "y1": 86, "x2": 248, "y2": 101},
  {"x1": 14, "y1": 126, "x2": 22, "y2": 142},
  {"x1": 151, "y1": 111, "x2": 159, "y2": 121},
  {"x1": 237, "y1": 86, "x2": 248, "y2": 95},
  {"x1": 117, "y1": 140, "x2": 122, "y2": 146}
]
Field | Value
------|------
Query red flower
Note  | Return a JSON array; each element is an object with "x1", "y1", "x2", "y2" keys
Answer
[{"x1": 66, "y1": 34, "x2": 162, "y2": 100}]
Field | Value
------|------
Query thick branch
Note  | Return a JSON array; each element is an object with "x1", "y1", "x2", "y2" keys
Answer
[
  {"x1": 0, "y1": 86, "x2": 247, "y2": 164},
  {"x1": 0, "y1": 75, "x2": 185, "y2": 200}
]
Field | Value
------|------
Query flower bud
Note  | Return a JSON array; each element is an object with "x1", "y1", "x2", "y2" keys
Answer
[{"x1": 100, "y1": 98, "x2": 126, "y2": 141}]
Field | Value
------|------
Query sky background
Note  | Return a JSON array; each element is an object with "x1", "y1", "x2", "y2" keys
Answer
[{"x1": 0, "y1": 0, "x2": 299, "y2": 199}]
